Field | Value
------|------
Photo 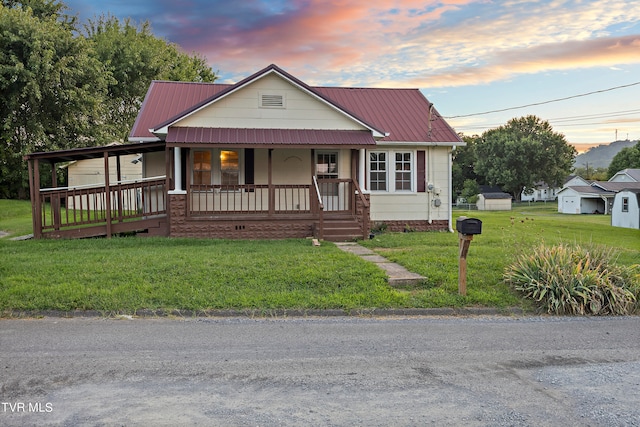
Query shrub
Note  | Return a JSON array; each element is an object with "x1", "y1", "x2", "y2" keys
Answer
[{"x1": 504, "y1": 243, "x2": 639, "y2": 315}]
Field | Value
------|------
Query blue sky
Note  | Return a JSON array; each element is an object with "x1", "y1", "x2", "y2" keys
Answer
[{"x1": 65, "y1": 0, "x2": 640, "y2": 149}]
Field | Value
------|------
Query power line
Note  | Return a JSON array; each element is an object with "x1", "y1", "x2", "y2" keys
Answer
[
  {"x1": 453, "y1": 108, "x2": 640, "y2": 130},
  {"x1": 444, "y1": 81, "x2": 640, "y2": 119}
]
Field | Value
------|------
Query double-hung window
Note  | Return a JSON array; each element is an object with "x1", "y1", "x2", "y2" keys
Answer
[
  {"x1": 369, "y1": 152, "x2": 387, "y2": 191},
  {"x1": 193, "y1": 150, "x2": 212, "y2": 187},
  {"x1": 192, "y1": 149, "x2": 241, "y2": 189},
  {"x1": 622, "y1": 197, "x2": 629, "y2": 213},
  {"x1": 369, "y1": 151, "x2": 413, "y2": 192},
  {"x1": 395, "y1": 152, "x2": 412, "y2": 191}
]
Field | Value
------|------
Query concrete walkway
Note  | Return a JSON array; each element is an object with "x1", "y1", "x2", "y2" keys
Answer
[{"x1": 334, "y1": 242, "x2": 425, "y2": 286}]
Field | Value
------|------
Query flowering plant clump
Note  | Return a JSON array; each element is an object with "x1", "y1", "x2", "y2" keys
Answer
[{"x1": 504, "y1": 243, "x2": 639, "y2": 315}]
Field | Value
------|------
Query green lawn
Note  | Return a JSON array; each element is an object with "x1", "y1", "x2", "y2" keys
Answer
[
  {"x1": 1, "y1": 200, "x2": 638, "y2": 315},
  {"x1": 0, "y1": 199, "x2": 33, "y2": 237},
  {"x1": 360, "y1": 203, "x2": 639, "y2": 309}
]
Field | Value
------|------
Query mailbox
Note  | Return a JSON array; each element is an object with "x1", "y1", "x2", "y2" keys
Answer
[{"x1": 456, "y1": 216, "x2": 482, "y2": 235}]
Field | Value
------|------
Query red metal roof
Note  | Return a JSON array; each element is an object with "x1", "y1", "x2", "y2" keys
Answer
[
  {"x1": 166, "y1": 128, "x2": 376, "y2": 147},
  {"x1": 313, "y1": 86, "x2": 460, "y2": 143},
  {"x1": 130, "y1": 65, "x2": 462, "y2": 144},
  {"x1": 129, "y1": 81, "x2": 232, "y2": 141}
]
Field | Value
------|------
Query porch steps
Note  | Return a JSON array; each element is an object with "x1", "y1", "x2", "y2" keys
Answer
[{"x1": 317, "y1": 217, "x2": 363, "y2": 242}]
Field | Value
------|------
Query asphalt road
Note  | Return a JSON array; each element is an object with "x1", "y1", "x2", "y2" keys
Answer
[{"x1": 1, "y1": 315, "x2": 639, "y2": 426}]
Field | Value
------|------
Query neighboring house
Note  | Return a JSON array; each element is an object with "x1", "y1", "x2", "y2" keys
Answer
[
  {"x1": 520, "y1": 181, "x2": 560, "y2": 202},
  {"x1": 25, "y1": 64, "x2": 463, "y2": 240},
  {"x1": 611, "y1": 189, "x2": 640, "y2": 229},
  {"x1": 557, "y1": 169, "x2": 640, "y2": 214},
  {"x1": 609, "y1": 168, "x2": 640, "y2": 183},
  {"x1": 477, "y1": 192, "x2": 512, "y2": 211},
  {"x1": 61, "y1": 143, "x2": 142, "y2": 211}
]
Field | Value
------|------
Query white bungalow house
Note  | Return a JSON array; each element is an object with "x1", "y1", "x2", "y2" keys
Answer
[
  {"x1": 611, "y1": 189, "x2": 640, "y2": 229},
  {"x1": 25, "y1": 64, "x2": 464, "y2": 240},
  {"x1": 558, "y1": 169, "x2": 640, "y2": 214}
]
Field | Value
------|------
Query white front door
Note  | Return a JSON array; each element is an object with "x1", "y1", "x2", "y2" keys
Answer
[{"x1": 315, "y1": 151, "x2": 340, "y2": 211}]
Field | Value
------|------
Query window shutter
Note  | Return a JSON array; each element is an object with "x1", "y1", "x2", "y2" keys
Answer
[
  {"x1": 245, "y1": 149, "x2": 254, "y2": 185},
  {"x1": 417, "y1": 150, "x2": 426, "y2": 192}
]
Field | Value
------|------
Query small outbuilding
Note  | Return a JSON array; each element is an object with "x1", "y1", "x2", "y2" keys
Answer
[
  {"x1": 476, "y1": 192, "x2": 512, "y2": 211},
  {"x1": 611, "y1": 189, "x2": 640, "y2": 229}
]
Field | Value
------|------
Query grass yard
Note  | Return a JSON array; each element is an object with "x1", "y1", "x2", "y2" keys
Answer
[
  {"x1": 0, "y1": 199, "x2": 33, "y2": 237},
  {"x1": 361, "y1": 203, "x2": 640, "y2": 309},
  {"x1": 1, "y1": 200, "x2": 638, "y2": 314}
]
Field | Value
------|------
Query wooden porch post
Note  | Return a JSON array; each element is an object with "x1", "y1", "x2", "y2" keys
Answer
[
  {"x1": 50, "y1": 162, "x2": 61, "y2": 231},
  {"x1": 29, "y1": 159, "x2": 43, "y2": 239},
  {"x1": 116, "y1": 155, "x2": 123, "y2": 221},
  {"x1": 35, "y1": 159, "x2": 43, "y2": 238},
  {"x1": 268, "y1": 149, "x2": 274, "y2": 216},
  {"x1": 184, "y1": 147, "x2": 190, "y2": 217},
  {"x1": 104, "y1": 152, "x2": 112, "y2": 238},
  {"x1": 351, "y1": 150, "x2": 358, "y2": 213}
]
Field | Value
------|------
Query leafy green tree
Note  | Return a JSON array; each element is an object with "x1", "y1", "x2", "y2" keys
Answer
[
  {"x1": 83, "y1": 15, "x2": 217, "y2": 140},
  {"x1": 1, "y1": 1, "x2": 109, "y2": 198},
  {"x1": 607, "y1": 141, "x2": 640, "y2": 179},
  {"x1": 1, "y1": 2, "x2": 218, "y2": 198},
  {"x1": 573, "y1": 166, "x2": 608, "y2": 182},
  {"x1": 452, "y1": 134, "x2": 479, "y2": 199},
  {"x1": 475, "y1": 115, "x2": 576, "y2": 201},
  {"x1": 460, "y1": 179, "x2": 480, "y2": 203}
]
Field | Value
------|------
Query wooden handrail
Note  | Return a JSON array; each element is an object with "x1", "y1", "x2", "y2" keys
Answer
[
  {"x1": 352, "y1": 178, "x2": 369, "y2": 208},
  {"x1": 312, "y1": 176, "x2": 324, "y2": 240}
]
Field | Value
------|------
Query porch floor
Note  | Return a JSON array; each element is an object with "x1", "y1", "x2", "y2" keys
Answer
[{"x1": 334, "y1": 242, "x2": 425, "y2": 287}]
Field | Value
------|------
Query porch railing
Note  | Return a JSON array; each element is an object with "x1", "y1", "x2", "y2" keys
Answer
[
  {"x1": 189, "y1": 179, "x2": 355, "y2": 215},
  {"x1": 38, "y1": 176, "x2": 166, "y2": 232},
  {"x1": 189, "y1": 184, "x2": 313, "y2": 215}
]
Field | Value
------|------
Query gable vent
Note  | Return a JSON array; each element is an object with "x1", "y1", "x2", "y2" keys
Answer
[{"x1": 260, "y1": 93, "x2": 285, "y2": 108}]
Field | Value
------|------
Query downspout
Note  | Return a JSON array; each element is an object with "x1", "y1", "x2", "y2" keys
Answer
[
  {"x1": 427, "y1": 147, "x2": 432, "y2": 224},
  {"x1": 448, "y1": 147, "x2": 454, "y2": 232}
]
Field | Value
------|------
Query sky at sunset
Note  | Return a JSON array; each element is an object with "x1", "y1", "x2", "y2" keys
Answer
[{"x1": 64, "y1": 0, "x2": 640, "y2": 148}]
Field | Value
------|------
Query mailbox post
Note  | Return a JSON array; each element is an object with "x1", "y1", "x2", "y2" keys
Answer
[{"x1": 456, "y1": 217, "x2": 482, "y2": 296}]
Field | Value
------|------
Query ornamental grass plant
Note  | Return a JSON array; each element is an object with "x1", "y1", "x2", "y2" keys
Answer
[{"x1": 504, "y1": 243, "x2": 639, "y2": 315}]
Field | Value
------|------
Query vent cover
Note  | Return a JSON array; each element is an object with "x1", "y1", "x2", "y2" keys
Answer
[{"x1": 260, "y1": 93, "x2": 285, "y2": 108}]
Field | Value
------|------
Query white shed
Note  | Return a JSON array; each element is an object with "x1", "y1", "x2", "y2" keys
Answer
[{"x1": 611, "y1": 189, "x2": 640, "y2": 229}]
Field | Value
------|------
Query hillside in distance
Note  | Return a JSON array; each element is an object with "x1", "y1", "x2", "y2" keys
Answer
[{"x1": 574, "y1": 139, "x2": 637, "y2": 169}]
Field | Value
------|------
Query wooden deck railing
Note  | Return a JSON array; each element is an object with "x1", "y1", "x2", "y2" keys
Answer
[
  {"x1": 188, "y1": 179, "x2": 355, "y2": 215},
  {"x1": 38, "y1": 176, "x2": 166, "y2": 232}
]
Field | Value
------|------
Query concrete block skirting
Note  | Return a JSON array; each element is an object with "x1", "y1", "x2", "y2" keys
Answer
[{"x1": 373, "y1": 220, "x2": 449, "y2": 233}]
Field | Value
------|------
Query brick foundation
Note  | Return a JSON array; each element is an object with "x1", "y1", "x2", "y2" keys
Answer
[
  {"x1": 169, "y1": 193, "x2": 315, "y2": 239},
  {"x1": 372, "y1": 219, "x2": 449, "y2": 233}
]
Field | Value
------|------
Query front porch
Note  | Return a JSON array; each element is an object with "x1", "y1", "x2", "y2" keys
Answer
[{"x1": 25, "y1": 142, "x2": 371, "y2": 241}]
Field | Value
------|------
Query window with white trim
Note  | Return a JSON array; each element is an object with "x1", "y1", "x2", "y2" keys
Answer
[
  {"x1": 395, "y1": 152, "x2": 412, "y2": 191},
  {"x1": 368, "y1": 150, "x2": 413, "y2": 192},
  {"x1": 622, "y1": 197, "x2": 629, "y2": 212},
  {"x1": 369, "y1": 152, "x2": 387, "y2": 191}
]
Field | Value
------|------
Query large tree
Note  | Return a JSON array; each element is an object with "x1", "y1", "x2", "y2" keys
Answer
[
  {"x1": 452, "y1": 133, "x2": 479, "y2": 199},
  {"x1": 474, "y1": 116, "x2": 576, "y2": 201},
  {"x1": 1, "y1": 1, "x2": 218, "y2": 198},
  {"x1": 607, "y1": 141, "x2": 640, "y2": 179},
  {"x1": 84, "y1": 15, "x2": 217, "y2": 140},
  {"x1": 1, "y1": 0, "x2": 109, "y2": 198}
]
